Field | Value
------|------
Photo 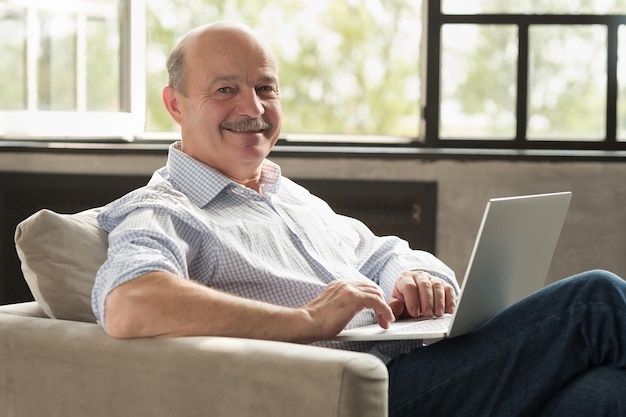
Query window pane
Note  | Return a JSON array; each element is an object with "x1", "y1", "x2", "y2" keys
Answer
[
  {"x1": 86, "y1": 16, "x2": 120, "y2": 111},
  {"x1": 38, "y1": 11, "x2": 77, "y2": 110},
  {"x1": 617, "y1": 25, "x2": 626, "y2": 141},
  {"x1": 0, "y1": 4, "x2": 26, "y2": 110},
  {"x1": 0, "y1": 1, "x2": 122, "y2": 113},
  {"x1": 443, "y1": 0, "x2": 626, "y2": 14},
  {"x1": 527, "y1": 25, "x2": 606, "y2": 141},
  {"x1": 440, "y1": 24, "x2": 517, "y2": 140},
  {"x1": 145, "y1": 0, "x2": 422, "y2": 141}
]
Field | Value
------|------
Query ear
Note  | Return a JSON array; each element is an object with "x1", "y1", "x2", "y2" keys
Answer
[{"x1": 162, "y1": 86, "x2": 183, "y2": 124}]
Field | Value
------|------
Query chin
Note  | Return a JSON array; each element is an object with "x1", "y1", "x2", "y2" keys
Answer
[{"x1": 242, "y1": 147, "x2": 271, "y2": 164}]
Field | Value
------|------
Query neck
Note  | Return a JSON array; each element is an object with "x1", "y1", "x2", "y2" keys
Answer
[{"x1": 226, "y1": 169, "x2": 263, "y2": 193}]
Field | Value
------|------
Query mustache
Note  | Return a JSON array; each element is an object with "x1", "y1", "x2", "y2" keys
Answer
[{"x1": 221, "y1": 118, "x2": 272, "y2": 132}]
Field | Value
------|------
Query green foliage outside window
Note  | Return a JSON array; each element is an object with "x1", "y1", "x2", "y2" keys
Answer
[{"x1": 145, "y1": 0, "x2": 422, "y2": 139}]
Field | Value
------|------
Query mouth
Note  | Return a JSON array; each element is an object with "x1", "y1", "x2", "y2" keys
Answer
[{"x1": 224, "y1": 127, "x2": 264, "y2": 134}]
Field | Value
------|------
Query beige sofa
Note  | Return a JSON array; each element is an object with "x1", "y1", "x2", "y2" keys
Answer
[
  {"x1": 0, "y1": 209, "x2": 389, "y2": 417},
  {"x1": 0, "y1": 302, "x2": 387, "y2": 417}
]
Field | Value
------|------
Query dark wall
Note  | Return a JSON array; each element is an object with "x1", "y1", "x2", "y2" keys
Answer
[
  {"x1": 0, "y1": 172, "x2": 436, "y2": 304},
  {"x1": 0, "y1": 172, "x2": 150, "y2": 304}
]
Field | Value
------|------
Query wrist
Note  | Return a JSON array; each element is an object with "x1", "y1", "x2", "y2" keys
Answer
[{"x1": 285, "y1": 307, "x2": 320, "y2": 344}]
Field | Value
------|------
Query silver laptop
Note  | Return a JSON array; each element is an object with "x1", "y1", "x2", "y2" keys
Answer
[{"x1": 333, "y1": 191, "x2": 572, "y2": 342}]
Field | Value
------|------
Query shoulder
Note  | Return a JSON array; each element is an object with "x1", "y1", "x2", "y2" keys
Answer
[
  {"x1": 97, "y1": 180, "x2": 199, "y2": 232},
  {"x1": 278, "y1": 177, "x2": 318, "y2": 200},
  {"x1": 278, "y1": 177, "x2": 334, "y2": 210}
]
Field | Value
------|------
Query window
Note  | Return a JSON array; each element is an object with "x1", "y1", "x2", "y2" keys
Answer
[
  {"x1": 0, "y1": 0, "x2": 145, "y2": 139},
  {"x1": 1, "y1": 0, "x2": 625, "y2": 150},
  {"x1": 429, "y1": 0, "x2": 626, "y2": 149}
]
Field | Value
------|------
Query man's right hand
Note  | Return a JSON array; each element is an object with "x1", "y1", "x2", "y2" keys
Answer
[{"x1": 301, "y1": 280, "x2": 395, "y2": 341}]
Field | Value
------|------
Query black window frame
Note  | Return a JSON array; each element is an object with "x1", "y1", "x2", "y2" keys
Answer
[{"x1": 424, "y1": 0, "x2": 626, "y2": 151}]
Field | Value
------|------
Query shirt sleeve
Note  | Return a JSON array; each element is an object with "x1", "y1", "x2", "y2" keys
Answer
[
  {"x1": 344, "y1": 215, "x2": 460, "y2": 301},
  {"x1": 91, "y1": 204, "x2": 194, "y2": 325}
]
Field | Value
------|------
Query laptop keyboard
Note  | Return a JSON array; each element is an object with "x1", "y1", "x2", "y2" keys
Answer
[{"x1": 391, "y1": 314, "x2": 452, "y2": 334}]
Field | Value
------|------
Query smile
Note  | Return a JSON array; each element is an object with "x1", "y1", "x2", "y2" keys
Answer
[{"x1": 224, "y1": 127, "x2": 264, "y2": 133}]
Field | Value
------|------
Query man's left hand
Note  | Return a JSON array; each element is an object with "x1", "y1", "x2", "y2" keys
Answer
[{"x1": 388, "y1": 271, "x2": 457, "y2": 319}]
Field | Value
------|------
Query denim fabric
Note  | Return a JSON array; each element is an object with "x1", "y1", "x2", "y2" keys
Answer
[{"x1": 387, "y1": 270, "x2": 626, "y2": 417}]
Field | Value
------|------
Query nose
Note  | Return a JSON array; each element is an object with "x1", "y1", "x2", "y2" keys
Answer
[{"x1": 235, "y1": 88, "x2": 265, "y2": 118}]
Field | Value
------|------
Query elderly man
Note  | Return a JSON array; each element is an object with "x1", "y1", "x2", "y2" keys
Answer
[{"x1": 92, "y1": 21, "x2": 626, "y2": 417}]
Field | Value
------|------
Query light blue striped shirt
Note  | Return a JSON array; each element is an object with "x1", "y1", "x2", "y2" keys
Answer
[{"x1": 92, "y1": 142, "x2": 458, "y2": 363}]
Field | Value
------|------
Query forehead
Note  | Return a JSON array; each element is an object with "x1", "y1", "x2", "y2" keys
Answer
[{"x1": 185, "y1": 28, "x2": 278, "y2": 85}]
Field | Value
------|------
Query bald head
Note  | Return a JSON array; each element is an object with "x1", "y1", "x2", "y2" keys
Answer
[{"x1": 166, "y1": 21, "x2": 276, "y2": 96}]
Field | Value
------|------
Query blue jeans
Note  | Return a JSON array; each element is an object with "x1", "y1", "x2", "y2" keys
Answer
[{"x1": 386, "y1": 270, "x2": 626, "y2": 417}]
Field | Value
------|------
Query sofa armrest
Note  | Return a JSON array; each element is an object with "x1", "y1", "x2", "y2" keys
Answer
[
  {"x1": 0, "y1": 301, "x2": 48, "y2": 317},
  {"x1": 0, "y1": 305, "x2": 388, "y2": 417}
]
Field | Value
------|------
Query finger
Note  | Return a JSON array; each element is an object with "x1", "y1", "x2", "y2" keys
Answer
[
  {"x1": 431, "y1": 279, "x2": 446, "y2": 317},
  {"x1": 356, "y1": 294, "x2": 394, "y2": 328},
  {"x1": 370, "y1": 298, "x2": 395, "y2": 327},
  {"x1": 388, "y1": 297, "x2": 405, "y2": 318},
  {"x1": 415, "y1": 273, "x2": 436, "y2": 317},
  {"x1": 342, "y1": 281, "x2": 396, "y2": 325},
  {"x1": 394, "y1": 273, "x2": 421, "y2": 317},
  {"x1": 445, "y1": 284, "x2": 457, "y2": 314}
]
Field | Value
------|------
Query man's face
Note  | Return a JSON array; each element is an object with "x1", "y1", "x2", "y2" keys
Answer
[{"x1": 171, "y1": 29, "x2": 282, "y2": 181}]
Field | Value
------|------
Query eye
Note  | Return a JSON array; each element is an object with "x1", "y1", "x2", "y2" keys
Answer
[
  {"x1": 257, "y1": 85, "x2": 279, "y2": 96},
  {"x1": 217, "y1": 86, "x2": 234, "y2": 93}
]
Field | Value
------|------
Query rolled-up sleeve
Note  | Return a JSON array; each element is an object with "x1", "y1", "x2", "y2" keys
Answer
[
  {"x1": 347, "y1": 216, "x2": 459, "y2": 301},
  {"x1": 91, "y1": 206, "x2": 193, "y2": 325}
]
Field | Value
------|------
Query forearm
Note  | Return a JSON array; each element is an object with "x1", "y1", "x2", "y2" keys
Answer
[{"x1": 103, "y1": 271, "x2": 314, "y2": 342}]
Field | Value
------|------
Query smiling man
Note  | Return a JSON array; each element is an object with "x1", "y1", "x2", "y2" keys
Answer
[
  {"x1": 161, "y1": 22, "x2": 283, "y2": 190},
  {"x1": 92, "y1": 21, "x2": 626, "y2": 417}
]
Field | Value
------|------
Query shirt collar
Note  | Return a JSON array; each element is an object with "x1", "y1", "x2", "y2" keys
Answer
[
  {"x1": 258, "y1": 158, "x2": 282, "y2": 195},
  {"x1": 165, "y1": 142, "x2": 282, "y2": 207}
]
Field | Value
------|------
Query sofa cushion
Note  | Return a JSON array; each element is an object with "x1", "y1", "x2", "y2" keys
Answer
[{"x1": 14, "y1": 208, "x2": 107, "y2": 323}]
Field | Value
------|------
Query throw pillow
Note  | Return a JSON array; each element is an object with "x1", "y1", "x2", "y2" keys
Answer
[{"x1": 14, "y1": 208, "x2": 107, "y2": 323}]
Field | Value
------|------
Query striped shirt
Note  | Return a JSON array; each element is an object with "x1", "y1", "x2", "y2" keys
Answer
[{"x1": 92, "y1": 142, "x2": 458, "y2": 363}]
